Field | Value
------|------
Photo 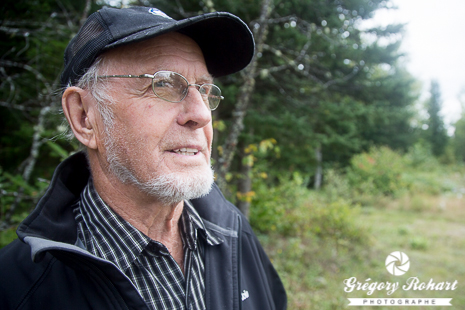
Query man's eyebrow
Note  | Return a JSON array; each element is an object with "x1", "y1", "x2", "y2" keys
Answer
[{"x1": 198, "y1": 74, "x2": 214, "y2": 84}]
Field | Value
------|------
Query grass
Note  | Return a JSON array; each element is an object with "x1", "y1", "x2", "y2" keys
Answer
[{"x1": 259, "y1": 193, "x2": 465, "y2": 309}]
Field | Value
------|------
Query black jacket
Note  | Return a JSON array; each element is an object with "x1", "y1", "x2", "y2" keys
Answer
[{"x1": 0, "y1": 152, "x2": 286, "y2": 310}]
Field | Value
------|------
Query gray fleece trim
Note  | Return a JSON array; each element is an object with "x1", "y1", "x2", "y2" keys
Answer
[
  {"x1": 24, "y1": 236, "x2": 102, "y2": 263},
  {"x1": 203, "y1": 220, "x2": 238, "y2": 238}
]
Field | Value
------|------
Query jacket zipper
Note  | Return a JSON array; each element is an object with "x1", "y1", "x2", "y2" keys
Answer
[{"x1": 237, "y1": 214, "x2": 242, "y2": 310}]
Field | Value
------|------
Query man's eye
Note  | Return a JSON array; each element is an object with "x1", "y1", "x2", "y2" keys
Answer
[
  {"x1": 154, "y1": 80, "x2": 169, "y2": 87},
  {"x1": 154, "y1": 78, "x2": 178, "y2": 88},
  {"x1": 200, "y1": 85, "x2": 212, "y2": 95}
]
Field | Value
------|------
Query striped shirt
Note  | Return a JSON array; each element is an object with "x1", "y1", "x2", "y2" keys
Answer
[{"x1": 73, "y1": 178, "x2": 223, "y2": 309}]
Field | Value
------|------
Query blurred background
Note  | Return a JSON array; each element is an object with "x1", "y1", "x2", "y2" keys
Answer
[{"x1": 1, "y1": 0, "x2": 464, "y2": 308}]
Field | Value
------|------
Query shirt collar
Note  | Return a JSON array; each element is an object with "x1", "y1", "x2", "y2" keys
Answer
[
  {"x1": 184, "y1": 200, "x2": 224, "y2": 247},
  {"x1": 79, "y1": 179, "x2": 223, "y2": 272}
]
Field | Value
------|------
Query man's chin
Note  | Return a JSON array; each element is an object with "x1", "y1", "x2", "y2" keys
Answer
[{"x1": 135, "y1": 167, "x2": 215, "y2": 205}]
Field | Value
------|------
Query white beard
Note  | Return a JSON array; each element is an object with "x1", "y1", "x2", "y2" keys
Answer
[
  {"x1": 136, "y1": 169, "x2": 214, "y2": 204},
  {"x1": 104, "y1": 129, "x2": 214, "y2": 205}
]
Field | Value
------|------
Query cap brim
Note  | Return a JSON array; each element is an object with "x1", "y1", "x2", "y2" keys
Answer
[{"x1": 104, "y1": 12, "x2": 255, "y2": 77}]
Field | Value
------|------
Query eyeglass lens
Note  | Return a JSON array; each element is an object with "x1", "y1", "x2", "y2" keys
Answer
[{"x1": 151, "y1": 71, "x2": 221, "y2": 110}]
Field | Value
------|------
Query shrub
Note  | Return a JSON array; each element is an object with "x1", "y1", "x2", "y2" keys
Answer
[
  {"x1": 249, "y1": 173, "x2": 308, "y2": 235},
  {"x1": 343, "y1": 145, "x2": 457, "y2": 200},
  {"x1": 404, "y1": 141, "x2": 438, "y2": 168},
  {"x1": 0, "y1": 167, "x2": 50, "y2": 249},
  {"x1": 409, "y1": 237, "x2": 429, "y2": 250},
  {"x1": 306, "y1": 199, "x2": 366, "y2": 244},
  {"x1": 321, "y1": 169, "x2": 352, "y2": 202},
  {"x1": 346, "y1": 146, "x2": 409, "y2": 197},
  {"x1": 249, "y1": 173, "x2": 368, "y2": 244}
]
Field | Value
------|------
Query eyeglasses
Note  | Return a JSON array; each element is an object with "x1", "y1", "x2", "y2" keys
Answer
[{"x1": 97, "y1": 71, "x2": 223, "y2": 110}]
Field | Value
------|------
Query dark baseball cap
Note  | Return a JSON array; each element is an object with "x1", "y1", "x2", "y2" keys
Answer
[{"x1": 61, "y1": 6, "x2": 255, "y2": 88}]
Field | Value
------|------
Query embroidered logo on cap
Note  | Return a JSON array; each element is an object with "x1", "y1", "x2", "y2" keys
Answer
[{"x1": 148, "y1": 8, "x2": 171, "y2": 19}]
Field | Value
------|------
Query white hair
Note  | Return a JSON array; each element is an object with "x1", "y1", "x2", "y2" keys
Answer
[
  {"x1": 76, "y1": 56, "x2": 115, "y2": 130},
  {"x1": 62, "y1": 56, "x2": 115, "y2": 143}
]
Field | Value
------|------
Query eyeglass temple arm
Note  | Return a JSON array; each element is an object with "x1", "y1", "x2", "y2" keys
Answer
[{"x1": 97, "y1": 74, "x2": 155, "y2": 78}]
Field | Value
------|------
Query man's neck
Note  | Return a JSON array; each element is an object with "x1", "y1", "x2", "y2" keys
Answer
[{"x1": 89, "y1": 154, "x2": 185, "y2": 270}]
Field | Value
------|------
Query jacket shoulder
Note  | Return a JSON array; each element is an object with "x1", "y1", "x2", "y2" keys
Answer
[
  {"x1": 191, "y1": 183, "x2": 250, "y2": 229},
  {"x1": 0, "y1": 239, "x2": 57, "y2": 309}
]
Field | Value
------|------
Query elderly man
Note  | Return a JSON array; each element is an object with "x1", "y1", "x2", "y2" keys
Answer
[{"x1": 0, "y1": 6, "x2": 286, "y2": 310}]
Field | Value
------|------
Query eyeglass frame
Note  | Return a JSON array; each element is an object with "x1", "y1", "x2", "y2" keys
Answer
[{"x1": 96, "y1": 70, "x2": 224, "y2": 110}]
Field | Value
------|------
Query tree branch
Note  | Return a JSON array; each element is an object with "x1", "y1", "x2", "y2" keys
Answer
[
  {"x1": 4, "y1": 106, "x2": 51, "y2": 225},
  {"x1": 80, "y1": 0, "x2": 93, "y2": 26},
  {"x1": 0, "y1": 59, "x2": 52, "y2": 94}
]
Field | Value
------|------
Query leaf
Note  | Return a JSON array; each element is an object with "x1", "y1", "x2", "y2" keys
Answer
[
  {"x1": 46, "y1": 140, "x2": 69, "y2": 159},
  {"x1": 3, "y1": 172, "x2": 36, "y2": 194}
]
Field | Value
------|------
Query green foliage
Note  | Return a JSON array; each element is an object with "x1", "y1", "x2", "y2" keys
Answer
[
  {"x1": 262, "y1": 189, "x2": 465, "y2": 309},
  {"x1": 346, "y1": 146, "x2": 407, "y2": 197},
  {"x1": 308, "y1": 199, "x2": 365, "y2": 244},
  {"x1": 0, "y1": 226, "x2": 18, "y2": 248},
  {"x1": 403, "y1": 140, "x2": 436, "y2": 167},
  {"x1": 46, "y1": 140, "x2": 70, "y2": 160},
  {"x1": 324, "y1": 144, "x2": 458, "y2": 206},
  {"x1": 187, "y1": 0, "x2": 420, "y2": 179},
  {"x1": 409, "y1": 195, "x2": 433, "y2": 212},
  {"x1": 409, "y1": 237, "x2": 429, "y2": 251},
  {"x1": 0, "y1": 169, "x2": 50, "y2": 215},
  {"x1": 1, "y1": 0, "x2": 101, "y2": 167},
  {"x1": 249, "y1": 173, "x2": 308, "y2": 235},
  {"x1": 453, "y1": 113, "x2": 465, "y2": 162},
  {"x1": 1, "y1": 0, "x2": 105, "y2": 232},
  {"x1": 0, "y1": 1, "x2": 445, "y2": 260},
  {"x1": 0, "y1": 165, "x2": 50, "y2": 248},
  {"x1": 2, "y1": 0, "x2": 420, "y2": 222},
  {"x1": 248, "y1": 172, "x2": 367, "y2": 245}
]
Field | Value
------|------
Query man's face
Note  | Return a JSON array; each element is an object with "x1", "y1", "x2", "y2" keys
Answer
[{"x1": 93, "y1": 32, "x2": 214, "y2": 203}]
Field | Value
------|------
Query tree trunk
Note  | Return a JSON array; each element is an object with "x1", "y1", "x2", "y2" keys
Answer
[
  {"x1": 314, "y1": 144, "x2": 322, "y2": 189},
  {"x1": 215, "y1": 0, "x2": 273, "y2": 192}
]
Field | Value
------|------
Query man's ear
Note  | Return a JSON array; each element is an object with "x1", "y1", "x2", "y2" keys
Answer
[{"x1": 62, "y1": 87, "x2": 98, "y2": 150}]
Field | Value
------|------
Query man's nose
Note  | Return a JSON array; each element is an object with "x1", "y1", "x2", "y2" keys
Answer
[{"x1": 176, "y1": 86, "x2": 212, "y2": 128}]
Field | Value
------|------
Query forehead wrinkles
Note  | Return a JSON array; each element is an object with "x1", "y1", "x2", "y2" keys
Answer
[{"x1": 101, "y1": 33, "x2": 207, "y2": 74}]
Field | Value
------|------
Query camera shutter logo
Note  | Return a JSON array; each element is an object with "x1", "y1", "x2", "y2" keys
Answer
[{"x1": 385, "y1": 251, "x2": 410, "y2": 276}]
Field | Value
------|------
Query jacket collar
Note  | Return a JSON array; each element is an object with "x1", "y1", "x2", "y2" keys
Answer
[
  {"x1": 17, "y1": 152, "x2": 90, "y2": 245},
  {"x1": 17, "y1": 152, "x2": 237, "y2": 249}
]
